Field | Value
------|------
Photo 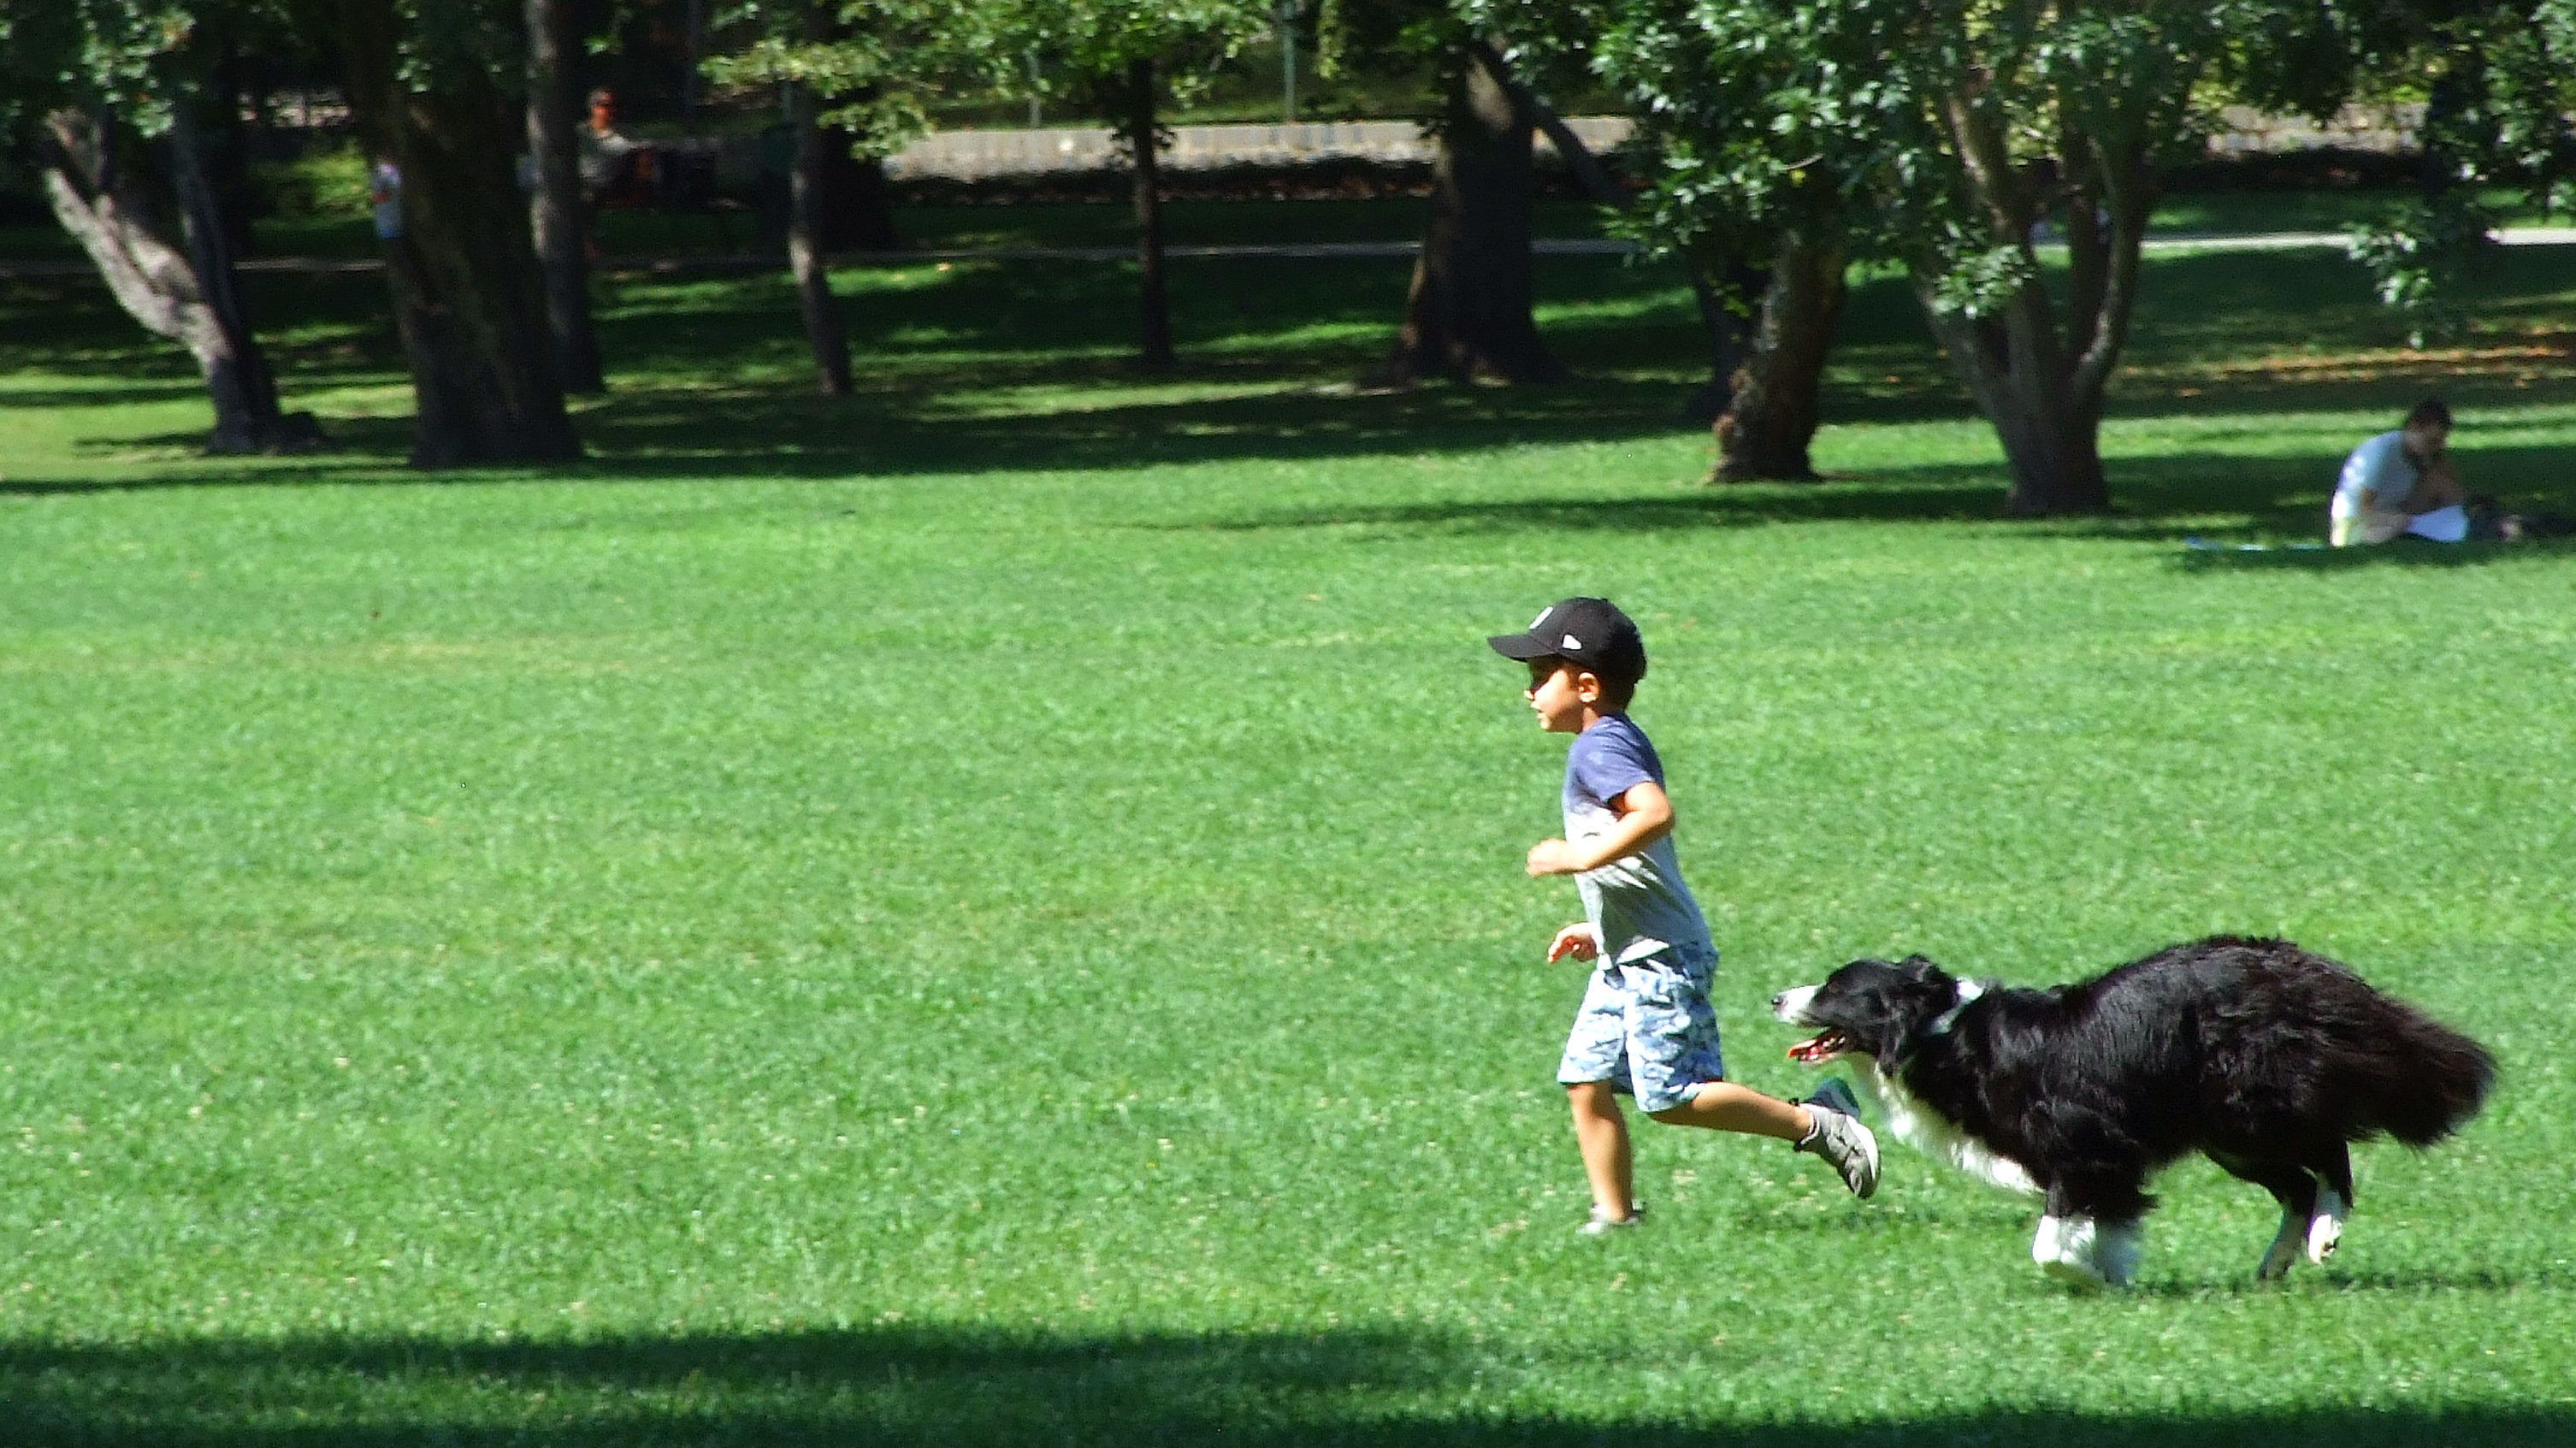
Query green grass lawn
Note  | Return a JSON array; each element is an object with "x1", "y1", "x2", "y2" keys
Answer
[{"x1": 3, "y1": 225, "x2": 2576, "y2": 1446}]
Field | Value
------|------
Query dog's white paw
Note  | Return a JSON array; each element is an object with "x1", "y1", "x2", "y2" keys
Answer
[
  {"x1": 2306, "y1": 1189, "x2": 2347, "y2": 1265},
  {"x1": 2031, "y1": 1214, "x2": 2142, "y2": 1289}
]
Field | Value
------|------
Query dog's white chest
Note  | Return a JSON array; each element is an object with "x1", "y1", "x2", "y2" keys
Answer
[{"x1": 1861, "y1": 1061, "x2": 2043, "y2": 1196}]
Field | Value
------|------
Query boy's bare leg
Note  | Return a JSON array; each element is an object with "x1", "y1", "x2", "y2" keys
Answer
[
  {"x1": 1647, "y1": 1081, "x2": 1809, "y2": 1140},
  {"x1": 1567, "y1": 1081, "x2": 1636, "y2": 1220}
]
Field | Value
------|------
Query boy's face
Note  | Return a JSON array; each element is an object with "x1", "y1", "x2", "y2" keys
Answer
[
  {"x1": 2404, "y1": 420, "x2": 2450, "y2": 458},
  {"x1": 1523, "y1": 657, "x2": 1599, "y2": 733}
]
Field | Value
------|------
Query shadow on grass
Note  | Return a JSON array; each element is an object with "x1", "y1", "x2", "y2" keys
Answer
[
  {"x1": 15, "y1": 375, "x2": 2576, "y2": 575},
  {"x1": 0, "y1": 381, "x2": 222, "y2": 409},
  {"x1": 16, "y1": 404, "x2": 2576, "y2": 571},
  {"x1": 2174, "y1": 536, "x2": 2576, "y2": 570},
  {"x1": 5, "y1": 1323, "x2": 2571, "y2": 1447},
  {"x1": 9, "y1": 244, "x2": 2576, "y2": 523},
  {"x1": 1, "y1": 374, "x2": 1699, "y2": 495},
  {"x1": 2135, "y1": 1260, "x2": 2576, "y2": 1298},
  {"x1": 1167, "y1": 444, "x2": 2576, "y2": 542}
]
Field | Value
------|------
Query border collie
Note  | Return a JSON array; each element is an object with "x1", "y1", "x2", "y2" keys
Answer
[{"x1": 1771, "y1": 936, "x2": 2494, "y2": 1288}]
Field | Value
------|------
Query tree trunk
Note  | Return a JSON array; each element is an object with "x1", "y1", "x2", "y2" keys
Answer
[
  {"x1": 1368, "y1": 39, "x2": 1564, "y2": 387},
  {"x1": 1713, "y1": 235, "x2": 1846, "y2": 482},
  {"x1": 311, "y1": 0, "x2": 581, "y2": 468},
  {"x1": 1909, "y1": 86, "x2": 2141, "y2": 516},
  {"x1": 527, "y1": 0, "x2": 606, "y2": 394},
  {"x1": 1522, "y1": 84, "x2": 1773, "y2": 424},
  {"x1": 2419, "y1": 68, "x2": 2476, "y2": 205},
  {"x1": 37, "y1": 107, "x2": 318, "y2": 456},
  {"x1": 787, "y1": 79, "x2": 854, "y2": 397},
  {"x1": 1519, "y1": 91, "x2": 1829, "y2": 436},
  {"x1": 1918, "y1": 294, "x2": 2112, "y2": 514},
  {"x1": 1681, "y1": 263, "x2": 1758, "y2": 423},
  {"x1": 1117, "y1": 57, "x2": 1175, "y2": 369}
]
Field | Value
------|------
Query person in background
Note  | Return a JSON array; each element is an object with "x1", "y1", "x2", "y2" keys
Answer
[
  {"x1": 579, "y1": 86, "x2": 650, "y2": 208},
  {"x1": 2331, "y1": 399, "x2": 2467, "y2": 546},
  {"x1": 368, "y1": 154, "x2": 403, "y2": 240}
]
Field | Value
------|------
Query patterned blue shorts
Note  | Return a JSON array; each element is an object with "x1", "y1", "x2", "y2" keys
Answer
[{"x1": 1556, "y1": 943, "x2": 1726, "y2": 1114}]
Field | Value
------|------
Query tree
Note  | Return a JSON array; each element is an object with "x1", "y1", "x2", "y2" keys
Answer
[
  {"x1": 702, "y1": 0, "x2": 1016, "y2": 393},
  {"x1": 1028, "y1": 1, "x2": 1275, "y2": 369},
  {"x1": 1705, "y1": 241, "x2": 1845, "y2": 482},
  {"x1": 1385, "y1": 37, "x2": 1569, "y2": 385},
  {"x1": 1583, "y1": 3, "x2": 1860, "y2": 482},
  {"x1": 525, "y1": 0, "x2": 605, "y2": 394},
  {"x1": 287, "y1": 0, "x2": 582, "y2": 467},
  {"x1": 3, "y1": 1, "x2": 322, "y2": 454},
  {"x1": 1456, "y1": 0, "x2": 1818, "y2": 469},
  {"x1": 1329, "y1": 3, "x2": 1567, "y2": 385},
  {"x1": 2265, "y1": 3, "x2": 2576, "y2": 347},
  {"x1": 1593, "y1": 1, "x2": 2271, "y2": 515}
]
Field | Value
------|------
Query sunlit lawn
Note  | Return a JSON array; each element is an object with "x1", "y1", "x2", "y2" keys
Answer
[{"x1": 3, "y1": 222, "x2": 2574, "y2": 1445}]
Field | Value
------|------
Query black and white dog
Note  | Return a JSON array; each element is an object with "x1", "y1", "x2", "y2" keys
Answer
[{"x1": 1771, "y1": 936, "x2": 2495, "y2": 1288}]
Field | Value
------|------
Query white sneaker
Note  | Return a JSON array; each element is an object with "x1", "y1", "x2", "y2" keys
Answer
[
  {"x1": 1794, "y1": 1080, "x2": 1881, "y2": 1199},
  {"x1": 1577, "y1": 1202, "x2": 1646, "y2": 1237}
]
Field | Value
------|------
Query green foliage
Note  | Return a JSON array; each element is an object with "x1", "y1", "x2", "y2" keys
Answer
[
  {"x1": 1315, "y1": 0, "x2": 1449, "y2": 78},
  {"x1": 0, "y1": 0, "x2": 203, "y2": 133},
  {"x1": 1586, "y1": 1, "x2": 1901, "y2": 271},
  {"x1": 1031, "y1": 0, "x2": 1275, "y2": 78},
  {"x1": 248, "y1": 139, "x2": 372, "y2": 219},
  {"x1": 2344, "y1": 189, "x2": 2491, "y2": 348},
  {"x1": 1924, "y1": 239, "x2": 2042, "y2": 325},
  {"x1": 702, "y1": 0, "x2": 1022, "y2": 159},
  {"x1": 2226, "y1": 3, "x2": 2576, "y2": 341},
  {"x1": 1030, "y1": 0, "x2": 1278, "y2": 159},
  {"x1": 2453, "y1": 5, "x2": 2576, "y2": 200},
  {"x1": 1592, "y1": 1, "x2": 2264, "y2": 293},
  {"x1": 385, "y1": 0, "x2": 522, "y2": 98}
]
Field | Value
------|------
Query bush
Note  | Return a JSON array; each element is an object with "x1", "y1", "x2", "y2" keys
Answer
[{"x1": 251, "y1": 140, "x2": 371, "y2": 220}]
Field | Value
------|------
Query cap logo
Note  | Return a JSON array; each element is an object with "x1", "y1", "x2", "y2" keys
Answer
[{"x1": 1561, "y1": 634, "x2": 1583, "y2": 650}]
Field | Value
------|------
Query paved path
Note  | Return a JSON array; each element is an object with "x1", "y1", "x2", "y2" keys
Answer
[
  {"x1": 881, "y1": 109, "x2": 2419, "y2": 180},
  {"x1": 7, "y1": 228, "x2": 2575, "y2": 281}
]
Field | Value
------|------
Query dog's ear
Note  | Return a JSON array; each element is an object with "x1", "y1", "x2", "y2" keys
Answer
[{"x1": 1894, "y1": 954, "x2": 1953, "y2": 987}]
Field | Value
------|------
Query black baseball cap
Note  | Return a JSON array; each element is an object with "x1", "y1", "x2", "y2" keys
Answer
[{"x1": 1487, "y1": 597, "x2": 1646, "y2": 683}]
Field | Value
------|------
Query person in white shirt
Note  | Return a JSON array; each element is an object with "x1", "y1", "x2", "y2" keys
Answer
[{"x1": 2331, "y1": 399, "x2": 2466, "y2": 546}]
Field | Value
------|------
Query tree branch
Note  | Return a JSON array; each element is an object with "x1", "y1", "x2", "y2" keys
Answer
[
  {"x1": 2071, "y1": 133, "x2": 2149, "y2": 406},
  {"x1": 1942, "y1": 84, "x2": 2028, "y2": 244},
  {"x1": 1467, "y1": 41, "x2": 1628, "y2": 211}
]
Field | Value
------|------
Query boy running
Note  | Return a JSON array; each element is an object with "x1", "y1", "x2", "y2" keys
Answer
[{"x1": 1489, "y1": 597, "x2": 1878, "y2": 1233}]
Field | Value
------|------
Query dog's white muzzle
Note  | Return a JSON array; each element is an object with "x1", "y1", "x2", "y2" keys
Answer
[{"x1": 1771, "y1": 984, "x2": 1821, "y2": 1025}]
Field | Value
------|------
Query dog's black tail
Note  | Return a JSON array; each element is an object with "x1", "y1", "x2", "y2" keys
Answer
[{"x1": 2303, "y1": 973, "x2": 2496, "y2": 1147}]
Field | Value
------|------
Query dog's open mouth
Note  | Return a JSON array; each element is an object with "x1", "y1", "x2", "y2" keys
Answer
[{"x1": 1786, "y1": 1030, "x2": 1849, "y2": 1065}]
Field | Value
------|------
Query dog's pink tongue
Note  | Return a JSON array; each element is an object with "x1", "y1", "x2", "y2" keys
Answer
[{"x1": 1787, "y1": 1037, "x2": 1827, "y2": 1063}]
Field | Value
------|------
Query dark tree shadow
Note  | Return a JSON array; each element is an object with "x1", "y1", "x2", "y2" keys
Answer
[
  {"x1": 2173, "y1": 536, "x2": 2576, "y2": 570},
  {"x1": 1159, "y1": 443, "x2": 2576, "y2": 547},
  {"x1": 12, "y1": 243, "x2": 2576, "y2": 529},
  {"x1": 3, "y1": 1321, "x2": 2570, "y2": 1447}
]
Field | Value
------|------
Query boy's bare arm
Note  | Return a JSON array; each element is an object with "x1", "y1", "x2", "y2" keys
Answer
[
  {"x1": 1526, "y1": 781, "x2": 1675, "y2": 877},
  {"x1": 1545, "y1": 922, "x2": 1601, "y2": 962}
]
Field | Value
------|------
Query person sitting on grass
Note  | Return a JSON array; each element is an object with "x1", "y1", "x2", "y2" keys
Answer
[
  {"x1": 2331, "y1": 398, "x2": 2468, "y2": 546},
  {"x1": 1488, "y1": 597, "x2": 1880, "y2": 1236}
]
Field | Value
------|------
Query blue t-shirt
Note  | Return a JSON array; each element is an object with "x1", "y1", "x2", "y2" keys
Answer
[{"x1": 1562, "y1": 716, "x2": 1711, "y2": 964}]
